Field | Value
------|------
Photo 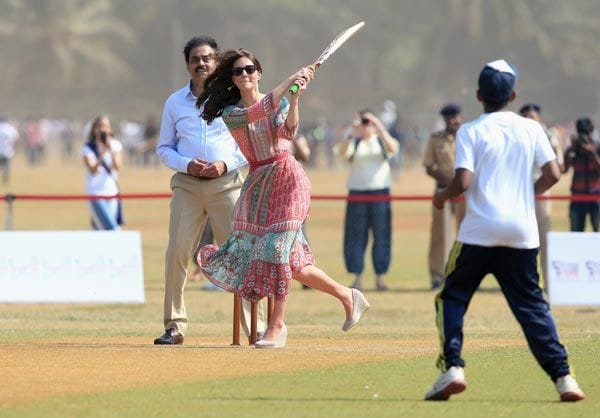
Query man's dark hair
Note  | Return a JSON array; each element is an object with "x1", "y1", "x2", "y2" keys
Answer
[
  {"x1": 440, "y1": 103, "x2": 462, "y2": 117},
  {"x1": 184, "y1": 36, "x2": 218, "y2": 64},
  {"x1": 482, "y1": 99, "x2": 510, "y2": 113},
  {"x1": 477, "y1": 61, "x2": 516, "y2": 112},
  {"x1": 519, "y1": 103, "x2": 542, "y2": 115},
  {"x1": 575, "y1": 117, "x2": 594, "y2": 135}
]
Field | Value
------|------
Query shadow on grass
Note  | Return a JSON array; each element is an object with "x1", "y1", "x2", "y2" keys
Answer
[
  {"x1": 0, "y1": 342, "x2": 255, "y2": 349},
  {"x1": 352, "y1": 287, "x2": 502, "y2": 294},
  {"x1": 190, "y1": 395, "x2": 553, "y2": 404},
  {"x1": 145, "y1": 283, "x2": 505, "y2": 294}
]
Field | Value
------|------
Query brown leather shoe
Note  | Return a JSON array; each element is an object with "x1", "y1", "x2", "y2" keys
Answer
[{"x1": 153, "y1": 329, "x2": 184, "y2": 345}]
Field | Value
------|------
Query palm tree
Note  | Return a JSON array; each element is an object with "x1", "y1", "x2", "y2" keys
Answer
[
  {"x1": 426, "y1": 0, "x2": 599, "y2": 78},
  {"x1": 406, "y1": 0, "x2": 600, "y2": 115},
  {"x1": 0, "y1": 0, "x2": 136, "y2": 87}
]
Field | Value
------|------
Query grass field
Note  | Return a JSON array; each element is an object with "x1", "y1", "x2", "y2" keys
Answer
[{"x1": 0, "y1": 148, "x2": 598, "y2": 417}]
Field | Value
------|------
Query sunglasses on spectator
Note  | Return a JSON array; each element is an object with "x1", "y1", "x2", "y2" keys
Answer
[{"x1": 232, "y1": 65, "x2": 257, "y2": 76}]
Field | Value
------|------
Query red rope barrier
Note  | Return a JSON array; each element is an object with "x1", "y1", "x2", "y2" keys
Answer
[
  {"x1": 0, "y1": 193, "x2": 171, "y2": 201},
  {"x1": 313, "y1": 194, "x2": 600, "y2": 202},
  {"x1": 1, "y1": 193, "x2": 599, "y2": 202}
]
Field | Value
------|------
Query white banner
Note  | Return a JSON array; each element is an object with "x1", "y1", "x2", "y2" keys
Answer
[
  {"x1": 0, "y1": 231, "x2": 145, "y2": 303},
  {"x1": 547, "y1": 232, "x2": 600, "y2": 306}
]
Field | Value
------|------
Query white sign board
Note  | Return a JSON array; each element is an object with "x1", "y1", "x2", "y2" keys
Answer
[
  {"x1": 0, "y1": 231, "x2": 145, "y2": 303},
  {"x1": 547, "y1": 232, "x2": 600, "y2": 306}
]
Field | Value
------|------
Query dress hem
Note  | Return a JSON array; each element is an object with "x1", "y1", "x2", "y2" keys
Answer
[
  {"x1": 198, "y1": 266, "x2": 242, "y2": 296},
  {"x1": 198, "y1": 260, "x2": 317, "y2": 302}
]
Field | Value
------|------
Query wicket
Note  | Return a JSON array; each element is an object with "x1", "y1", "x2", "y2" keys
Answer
[{"x1": 232, "y1": 295, "x2": 274, "y2": 345}]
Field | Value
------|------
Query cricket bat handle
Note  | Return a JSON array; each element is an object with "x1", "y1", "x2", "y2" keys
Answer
[{"x1": 289, "y1": 64, "x2": 319, "y2": 94}]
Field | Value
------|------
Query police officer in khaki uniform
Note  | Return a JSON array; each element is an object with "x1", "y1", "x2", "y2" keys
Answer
[
  {"x1": 519, "y1": 103, "x2": 565, "y2": 287},
  {"x1": 423, "y1": 103, "x2": 466, "y2": 289}
]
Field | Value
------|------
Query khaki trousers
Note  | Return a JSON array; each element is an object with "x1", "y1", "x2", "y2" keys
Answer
[
  {"x1": 428, "y1": 197, "x2": 466, "y2": 285},
  {"x1": 163, "y1": 171, "x2": 266, "y2": 336},
  {"x1": 535, "y1": 199, "x2": 551, "y2": 287}
]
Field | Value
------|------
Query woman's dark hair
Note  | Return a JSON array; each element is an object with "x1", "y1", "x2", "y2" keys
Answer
[
  {"x1": 87, "y1": 115, "x2": 112, "y2": 143},
  {"x1": 184, "y1": 35, "x2": 218, "y2": 64},
  {"x1": 197, "y1": 49, "x2": 262, "y2": 124}
]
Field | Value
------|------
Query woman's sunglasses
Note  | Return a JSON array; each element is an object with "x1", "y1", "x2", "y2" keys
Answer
[{"x1": 232, "y1": 65, "x2": 257, "y2": 76}]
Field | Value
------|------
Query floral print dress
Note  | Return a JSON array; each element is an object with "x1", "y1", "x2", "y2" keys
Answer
[{"x1": 199, "y1": 92, "x2": 314, "y2": 302}]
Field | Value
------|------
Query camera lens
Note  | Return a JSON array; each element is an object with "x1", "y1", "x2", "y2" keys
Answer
[{"x1": 360, "y1": 117, "x2": 369, "y2": 125}]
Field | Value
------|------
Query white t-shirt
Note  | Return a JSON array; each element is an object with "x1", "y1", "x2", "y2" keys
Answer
[
  {"x1": 345, "y1": 135, "x2": 393, "y2": 190},
  {"x1": 0, "y1": 122, "x2": 19, "y2": 158},
  {"x1": 455, "y1": 111, "x2": 556, "y2": 249},
  {"x1": 82, "y1": 139, "x2": 123, "y2": 196}
]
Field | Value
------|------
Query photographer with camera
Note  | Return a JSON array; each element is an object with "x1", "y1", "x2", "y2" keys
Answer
[
  {"x1": 82, "y1": 114, "x2": 123, "y2": 230},
  {"x1": 564, "y1": 117, "x2": 600, "y2": 232},
  {"x1": 339, "y1": 110, "x2": 399, "y2": 292}
]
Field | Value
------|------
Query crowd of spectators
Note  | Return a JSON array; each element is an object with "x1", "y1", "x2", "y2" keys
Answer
[{"x1": 0, "y1": 104, "x2": 595, "y2": 181}]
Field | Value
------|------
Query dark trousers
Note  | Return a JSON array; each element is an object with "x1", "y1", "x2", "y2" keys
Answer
[
  {"x1": 343, "y1": 189, "x2": 391, "y2": 275},
  {"x1": 435, "y1": 242, "x2": 570, "y2": 381},
  {"x1": 0, "y1": 155, "x2": 10, "y2": 184},
  {"x1": 569, "y1": 201, "x2": 600, "y2": 232}
]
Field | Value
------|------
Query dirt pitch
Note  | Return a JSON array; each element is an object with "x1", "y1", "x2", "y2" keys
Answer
[
  {"x1": 0, "y1": 154, "x2": 590, "y2": 411},
  {"x1": 0, "y1": 336, "x2": 527, "y2": 406}
]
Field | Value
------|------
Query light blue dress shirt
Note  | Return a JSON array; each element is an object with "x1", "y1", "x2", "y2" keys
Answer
[{"x1": 156, "y1": 81, "x2": 247, "y2": 174}]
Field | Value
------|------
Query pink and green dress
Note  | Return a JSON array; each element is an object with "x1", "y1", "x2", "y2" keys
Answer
[{"x1": 199, "y1": 92, "x2": 314, "y2": 302}]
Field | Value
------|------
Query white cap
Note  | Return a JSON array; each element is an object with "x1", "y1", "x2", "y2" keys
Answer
[{"x1": 485, "y1": 59, "x2": 516, "y2": 76}]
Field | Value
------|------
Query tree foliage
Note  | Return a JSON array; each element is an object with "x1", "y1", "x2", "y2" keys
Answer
[{"x1": 0, "y1": 0, "x2": 598, "y2": 122}]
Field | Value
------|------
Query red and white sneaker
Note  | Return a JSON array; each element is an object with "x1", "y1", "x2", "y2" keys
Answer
[
  {"x1": 425, "y1": 366, "x2": 467, "y2": 401},
  {"x1": 555, "y1": 375, "x2": 585, "y2": 402}
]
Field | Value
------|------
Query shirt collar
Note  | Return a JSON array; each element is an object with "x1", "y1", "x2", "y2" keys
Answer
[
  {"x1": 185, "y1": 80, "x2": 197, "y2": 100},
  {"x1": 444, "y1": 131, "x2": 456, "y2": 141}
]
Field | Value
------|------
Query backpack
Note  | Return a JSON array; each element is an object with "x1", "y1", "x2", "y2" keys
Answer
[{"x1": 348, "y1": 137, "x2": 388, "y2": 163}]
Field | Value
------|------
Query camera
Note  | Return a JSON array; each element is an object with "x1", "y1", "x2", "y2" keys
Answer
[
  {"x1": 360, "y1": 117, "x2": 370, "y2": 125},
  {"x1": 100, "y1": 131, "x2": 107, "y2": 143},
  {"x1": 575, "y1": 133, "x2": 591, "y2": 147}
]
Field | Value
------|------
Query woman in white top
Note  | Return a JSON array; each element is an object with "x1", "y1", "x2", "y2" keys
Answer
[
  {"x1": 339, "y1": 111, "x2": 399, "y2": 291},
  {"x1": 82, "y1": 115, "x2": 123, "y2": 230}
]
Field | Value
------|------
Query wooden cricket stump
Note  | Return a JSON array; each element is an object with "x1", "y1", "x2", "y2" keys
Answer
[
  {"x1": 232, "y1": 295, "x2": 274, "y2": 346},
  {"x1": 232, "y1": 295, "x2": 241, "y2": 346}
]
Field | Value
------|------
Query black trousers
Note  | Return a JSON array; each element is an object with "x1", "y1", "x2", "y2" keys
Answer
[{"x1": 435, "y1": 242, "x2": 571, "y2": 381}]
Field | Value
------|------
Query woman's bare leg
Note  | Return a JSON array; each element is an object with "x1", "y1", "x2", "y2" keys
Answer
[
  {"x1": 293, "y1": 265, "x2": 353, "y2": 320},
  {"x1": 261, "y1": 299, "x2": 287, "y2": 341}
]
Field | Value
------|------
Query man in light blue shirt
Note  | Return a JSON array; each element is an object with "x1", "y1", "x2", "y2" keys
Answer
[{"x1": 154, "y1": 35, "x2": 265, "y2": 345}]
